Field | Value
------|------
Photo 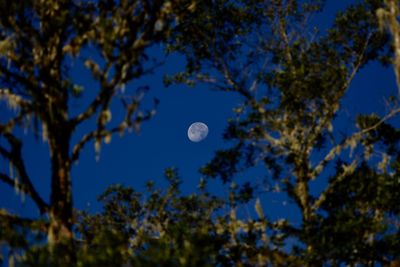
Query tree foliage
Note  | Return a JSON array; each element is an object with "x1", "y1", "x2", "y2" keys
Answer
[
  {"x1": 170, "y1": 0, "x2": 400, "y2": 265},
  {"x1": 1, "y1": 0, "x2": 400, "y2": 266},
  {"x1": 0, "y1": 0, "x2": 193, "y2": 264}
]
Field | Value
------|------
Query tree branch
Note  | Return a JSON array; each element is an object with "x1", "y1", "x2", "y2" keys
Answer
[
  {"x1": 70, "y1": 0, "x2": 165, "y2": 129},
  {"x1": 311, "y1": 107, "x2": 400, "y2": 180},
  {"x1": 71, "y1": 94, "x2": 157, "y2": 162},
  {"x1": 0, "y1": 209, "x2": 48, "y2": 232},
  {"x1": 0, "y1": 172, "x2": 17, "y2": 188},
  {"x1": 0, "y1": 172, "x2": 48, "y2": 210},
  {"x1": 311, "y1": 158, "x2": 359, "y2": 211},
  {"x1": 378, "y1": 0, "x2": 400, "y2": 95},
  {"x1": 0, "y1": 89, "x2": 32, "y2": 111},
  {"x1": 0, "y1": 134, "x2": 49, "y2": 214},
  {"x1": 0, "y1": 65, "x2": 40, "y2": 99}
]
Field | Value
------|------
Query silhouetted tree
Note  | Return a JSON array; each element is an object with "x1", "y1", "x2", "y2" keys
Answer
[
  {"x1": 22, "y1": 169, "x2": 289, "y2": 266},
  {"x1": 1, "y1": 0, "x2": 400, "y2": 266},
  {"x1": 170, "y1": 0, "x2": 400, "y2": 265},
  {"x1": 0, "y1": 0, "x2": 194, "y2": 264}
]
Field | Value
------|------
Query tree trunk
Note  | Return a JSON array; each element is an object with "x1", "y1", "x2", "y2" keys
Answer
[
  {"x1": 294, "y1": 159, "x2": 316, "y2": 266},
  {"x1": 48, "y1": 149, "x2": 73, "y2": 245},
  {"x1": 47, "y1": 119, "x2": 74, "y2": 264}
]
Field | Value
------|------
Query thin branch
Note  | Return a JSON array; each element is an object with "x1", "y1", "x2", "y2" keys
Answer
[
  {"x1": 0, "y1": 172, "x2": 42, "y2": 205},
  {"x1": 0, "y1": 107, "x2": 34, "y2": 141},
  {"x1": 0, "y1": 89, "x2": 32, "y2": 111},
  {"x1": 70, "y1": 55, "x2": 163, "y2": 129},
  {"x1": 306, "y1": 34, "x2": 371, "y2": 154},
  {"x1": 70, "y1": 91, "x2": 107, "y2": 127},
  {"x1": 71, "y1": 131, "x2": 97, "y2": 162},
  {"x1": 71, "y1": 96, "x2": 156, "y2": 162},
  {"x1": 0, "y1": 172, "x2": 16, "y2": 188},
  {"x1": 378, "y1": 0, "x2": 400, "y2": 95},
  {"x1": 218, "y1": 58, "x2": 252, "y2": 100},
  {"x1": 70, "y1": 0, "x2": 166, "y2": 129},
  {"x1": 0, "y1": 134, "x2": 49, "y2": 214},
  {"x1": 0, "y1": 209, "x2": 48, "y2": 232},
  {"x1": 311, "y1": 158, "x2": 359, "y2": 211},
  {"x1": 276, "y1": 1, "x2": 293, "y2": 64},
  {"x1": 343, "y1": 34, "x2": 372, "y2": 92},
  {"x1": 311, "y1": 107, "x2": 400, "y2": 180},
  {"x1": 71, "y1": 127, "x2": 125, "y2": 163},
  {"x1": 0, "y1": 65, "x2": 38, "y2": 93},
  {"x1": 70, "y1": 63, "x2": 112, "y2": 128}
]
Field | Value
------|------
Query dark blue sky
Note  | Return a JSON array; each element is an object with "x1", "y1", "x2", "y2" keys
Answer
[{"x1": 1, "y1": 0, "x2": 399, "y2": 227}]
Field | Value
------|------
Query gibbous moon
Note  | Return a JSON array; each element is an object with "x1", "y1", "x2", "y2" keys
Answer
[{"x1": 188, "y1": 122, "x2": 209, "y2": 142}]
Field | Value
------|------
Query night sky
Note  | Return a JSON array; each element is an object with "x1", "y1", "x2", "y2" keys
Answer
[{"x1": 0, "y1": 0, "x2": 399, "y2": 229}]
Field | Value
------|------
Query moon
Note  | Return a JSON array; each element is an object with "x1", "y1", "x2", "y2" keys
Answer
[{"x1": 188, "y1": 122, "x2": 209, "y2": 142}]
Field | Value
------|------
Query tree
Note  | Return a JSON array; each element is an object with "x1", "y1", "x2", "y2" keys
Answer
[
  {"x1": 40, "y1": 169, "x2": 288, "y2": 267},
  {"x1": 1, "y1": 0, "x2": 400, "y2": 266},
  {"x1": 169, "y1": 0, "x2": 400, "y2": 265},
  {"x1": 0, "y1": 0, "x2": 194, "y2": 263}
]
